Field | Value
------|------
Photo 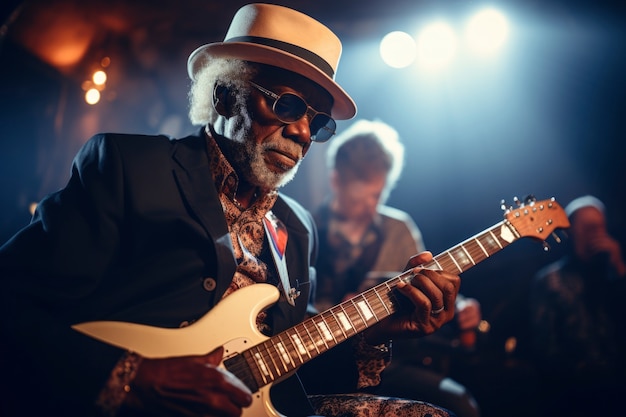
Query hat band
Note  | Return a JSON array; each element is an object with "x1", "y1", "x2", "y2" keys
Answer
[{"x1": 226, "y1": 36, "x2": 335, "y2": 79}]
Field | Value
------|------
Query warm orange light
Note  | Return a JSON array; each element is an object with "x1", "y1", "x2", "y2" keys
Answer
[{"x1": 12, "y1": 8, "x2": 96, "y2": 71}]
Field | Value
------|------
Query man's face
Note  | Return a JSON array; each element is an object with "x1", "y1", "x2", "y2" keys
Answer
[
  {"x1": 220, "y1": 69, "x2": 334, "y2": 191},
  {"x1": 570, "y1": 206, "x2": 607, "y2": 261},
  {"x1": 331, "y1": 171, "x2": 388, "y2": 223}
]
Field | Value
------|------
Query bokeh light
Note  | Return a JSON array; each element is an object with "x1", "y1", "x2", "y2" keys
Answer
[{"x1": 379, "y1": 31, "x2": 417, "y2": 68}]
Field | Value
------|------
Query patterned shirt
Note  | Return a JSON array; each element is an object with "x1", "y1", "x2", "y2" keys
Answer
[{"x1": 530, "y1": 255, "x2": 626, "y2": 381}]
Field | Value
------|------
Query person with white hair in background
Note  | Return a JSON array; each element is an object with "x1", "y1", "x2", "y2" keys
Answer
[
  {"x1": 530, "y1": 195, "x2": 626, "y2": 417},
  {"x1": 302, "y1": 119, "x2": 482, "y2": 417}
]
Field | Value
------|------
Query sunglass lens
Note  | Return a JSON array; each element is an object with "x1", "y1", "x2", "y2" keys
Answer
[
  {"x1": 310, "y1": 115, "x2": 336, "y2": 142},
  {"x1": 273, "y1": 93, "x2": 307, "y2": 122}
]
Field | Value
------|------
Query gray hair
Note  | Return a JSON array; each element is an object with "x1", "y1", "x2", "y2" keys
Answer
[
  {"x1": 188, "y1": 58, "x2": 257, "y2": 125},
  {"x1": 326, "y1": 119, "x2": 405, "y2": 192}
]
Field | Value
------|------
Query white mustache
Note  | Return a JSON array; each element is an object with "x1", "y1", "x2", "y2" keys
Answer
[{"x1": 263, "y1": 143, "x2": 304, "y2": 161}]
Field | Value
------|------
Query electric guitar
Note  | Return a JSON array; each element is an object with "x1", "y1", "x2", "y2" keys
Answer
[{"x1": 73, "y1": 197, "x2": 569, "y2": 417}]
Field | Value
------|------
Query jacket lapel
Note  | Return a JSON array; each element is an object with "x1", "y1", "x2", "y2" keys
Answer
[{"x1": 170, "y1": 130, "x2": 236, "y2": 299}]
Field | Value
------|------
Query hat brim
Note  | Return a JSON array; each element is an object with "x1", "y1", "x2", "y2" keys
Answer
[{"x1": 188, "y1": 42, "x2": 357, "y2": 120}]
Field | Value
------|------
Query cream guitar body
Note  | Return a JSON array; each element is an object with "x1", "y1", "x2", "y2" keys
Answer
[{"x1": 74, "y1": 284, "x2": 286, "y2": 417}]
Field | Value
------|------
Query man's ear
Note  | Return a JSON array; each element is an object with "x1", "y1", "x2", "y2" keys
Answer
[{"x1": 212, "y1": 84, "x2": 231, "y2": 116}]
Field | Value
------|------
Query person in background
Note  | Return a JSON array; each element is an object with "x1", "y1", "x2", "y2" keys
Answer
[
  {"x1": 530, "y1": 195, "x2": 626, "y2": 417},
  {"x1": 302, "y1": 119, "x2": 482, "y2": 417},
  {"x1": 0, "y1": 4, "x2": 464, "y2": 417}
]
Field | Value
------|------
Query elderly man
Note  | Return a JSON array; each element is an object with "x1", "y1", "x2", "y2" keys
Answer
[{"x1": 0, "y1": 4, "x2": 460, "y2": 417}]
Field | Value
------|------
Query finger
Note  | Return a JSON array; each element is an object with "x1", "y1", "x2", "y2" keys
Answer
[
  {"x1": 396, "y1": 280, "x2": 431, "y2": 323},
  {"x1": 405, "y1": 251, "x2": 433, "y2": 269},
  {"x1": 156, "y1": 388, "x2": 244, "y2": 417},
  {"x1": 410, "y1": 269, "x2": 447, "y2": 310},
  {"x1": 158, "y1": 365, "x2": 252, "y2": 415},
  {"x1": 425, "y1": 269, "x2": 461, "y2": 308},
  {"x1": 205, "y1": 346, "x2": 225, "y2": 366},
  {"x1": 203, "y1": 347, "x2": 252, "y2": 403},
  {"x1": 201, "y1": 365, "x2": 253, "y2": 406}
]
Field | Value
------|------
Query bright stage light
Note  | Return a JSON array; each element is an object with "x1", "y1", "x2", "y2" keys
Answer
[
  {"x1": 92, "y1": 70, "x2": 107, "y2": 85},
  {"x1": 85, "y1": 88, "x2": 101, "y2": 105},
  {"x1": 416, "y1": 22, "x2": 458, "y2": 70},
  {"x1": 379, "y1": 31, "x2": 417, "y2": 68},
  {"x1": 466, "y1": 8, "x2": 509, "y2": 56}
]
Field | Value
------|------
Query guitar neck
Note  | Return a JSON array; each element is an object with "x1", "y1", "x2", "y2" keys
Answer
[{"x1": 227, "y1": 219, "x2": 518, "y2": 390}]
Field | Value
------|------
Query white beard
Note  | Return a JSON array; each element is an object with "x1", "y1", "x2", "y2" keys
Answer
[
  {"x1": 215, "y1": 113, "x2": 302, "y2": 190},
  {"x1": 235, "y1": 136, "x2": 302, "y2": 190}
]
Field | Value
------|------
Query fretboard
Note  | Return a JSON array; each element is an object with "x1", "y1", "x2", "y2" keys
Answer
[{"x1": 229, "y1": 219, "x2": 519, "y2": 390}]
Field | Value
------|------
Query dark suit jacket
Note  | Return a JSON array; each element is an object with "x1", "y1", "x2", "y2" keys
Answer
[{"x1": 0, "y1": 129, "x2": 323, "y2": 416}]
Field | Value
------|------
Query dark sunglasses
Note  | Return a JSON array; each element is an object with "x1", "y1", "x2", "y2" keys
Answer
[{"x1": 249, "y1": 81, "x2": 336, "y2": 143}]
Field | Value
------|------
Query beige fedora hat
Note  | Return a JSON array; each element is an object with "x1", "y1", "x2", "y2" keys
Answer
[{"x1": 187, "y1": 3, "x2": 356, "y2": 120}]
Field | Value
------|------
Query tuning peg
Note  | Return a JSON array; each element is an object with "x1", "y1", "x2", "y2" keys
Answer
[
  {"x1": 551, "y1": 232, "x2": 562, "y2": 244},
  {"x1": 524, "y1": 194, "x2": 536, "y2": 204},
  {"x1": 500, "y1": 199, "x2": 507, "y2": 211},
  {"x1": 542, "y1": 241, "x2": 551, "y2": 252},
  {"x1": 513, "y1": 196, "x2": 521, "y2": 207}
]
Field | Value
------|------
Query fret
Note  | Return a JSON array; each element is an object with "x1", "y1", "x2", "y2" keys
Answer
[
  {"x1": 464, "y1": 239, "x2": 486, "y2": 264},
  {"x1": 371, "y1": 287, "x2": 392, "y2": 317},
  {"x1": 311, "y1": 317, "x2": 331, "y2": 351},
  {"x1": 250, "y1": 347, "x2": 272, "y2": 383},
  {"x1": 437, "y1": 254, "x2": 456, "y2": 272},
  {"x1": 367, "y1": 292, "x2": 386, "y2": 322},
  {"x1": 343, "y1": 300, "x2": 366, "y2": 331},
  {"x1": 241, "y1": 350, "x2": 263, "y2": 388},
  {"x1": 314, "y1": 316, "x2": 334, "y2": 344},
  {"x1": 460, "y1": 245, "x2": 476, "y2": 265},
  {"x1": 353, "y1": 296, "x2": 374, "y2": 328},
  {"x1": 475, "y1": 236, "x2": 489, "y2": 257},
  {"x1": 365, "y1": 289, "x2": 390, "y2": 321},
  {"x1": 445, "y1": 251, "x2": 462, "y2": 273},
  {"x1": 259, "y1": 343, "x2": 281, "y2": 381},
  {"x1": 301, "y1": 319, "x2": 324, "y2": 354},
  {"x1": 448, "y1": 247, "x2": 471, "y2": 272},
  {"x1": 328, "y1": 309, "x2": 349, "y2": 340},
  {"x1": 277, "y1": 332, "x2": 301, "y2": 367},
  {"x1": 381, "y1": 284, "x2": 398, "y2": 315},
  {"x1": 432, "y1": 257, "x2": 443, "y2": 269},
  {"x1": 359, "y1": 295, "x2": 376, "y2": 321},
  {"x1": 323, "y1": 310, "x2": 347, "y2": 343},
  {"x1": 290, "y1": 326, "x2": 310, "y2": 359},
  {"x1": 337, "y1": 304, "x2": 354, "y2": 335},
  {"x1": 486, "y1": 229, "x2": 503, "y2": 250},
  {"x1": 272, "y1": 340, "x2": 291, "y2": 372}
]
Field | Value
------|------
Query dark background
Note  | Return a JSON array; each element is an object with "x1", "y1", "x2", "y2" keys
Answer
[{"x1": 1, "y1": 1, "x2": 625, "y2": 416}]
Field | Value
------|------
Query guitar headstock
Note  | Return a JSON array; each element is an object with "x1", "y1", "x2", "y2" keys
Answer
[{"x1": 503, "y1": 196, "x2": 570, "y2": 242}]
